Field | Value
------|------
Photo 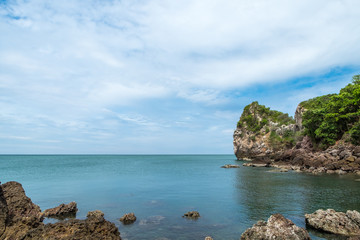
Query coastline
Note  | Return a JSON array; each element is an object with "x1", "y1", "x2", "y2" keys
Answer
[
  {"x1": 1, "y1": 154, "x2": 359, "y2": 239},
  {"x1": 1, "y1": 180, "x2": 360, "y2": 239}
]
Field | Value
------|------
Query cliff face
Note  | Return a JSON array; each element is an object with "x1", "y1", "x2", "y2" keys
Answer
[
  {"x1": 233, "y1": 101, "x2": 297, "y2": 160},
  {"x1": 233, "y1": 101, "x2": 360, "y2": 173}
]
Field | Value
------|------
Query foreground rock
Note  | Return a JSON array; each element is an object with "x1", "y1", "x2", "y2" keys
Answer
[
  {"x1": 119, "y1": 212, "x2": 137, "y2": 224},
  {"x1": 42, "y1": 201, "x2": 78, "y2": 219},
  {"x1": 183, "y1": 211, "x2": 200, "y2": 219},
  {"x1": 221, "y1": 164, "x2": 240, "y2": 168},
  {"x1": 24, "y1": 210, "x2": 121, "y2": 240},
  {"x1": 0, "y1": 181, "x2": 121, "y2": 240},
  {"x1": 305, "y1": 209, "x2": 360, "y2": 236},
  {"x1": 0, "y1": 181, "x2": 43, "y2": 239},
  {"x1": 241, "y1": 214, "x2": 310, "y2": 240}
]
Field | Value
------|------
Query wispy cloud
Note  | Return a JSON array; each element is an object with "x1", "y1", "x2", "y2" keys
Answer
[{"x1": 0, "y1": 0, "x2": 359, "y2": 153}]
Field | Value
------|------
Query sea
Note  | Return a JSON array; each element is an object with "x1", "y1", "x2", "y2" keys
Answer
[{"x1": 0, "y1": 154, "x2": 359, "y2": 240}]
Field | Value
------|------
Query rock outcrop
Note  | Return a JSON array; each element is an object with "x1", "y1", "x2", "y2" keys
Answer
[
  {"x1": 221, "y1": 164, "x2": 240, "y2": 168},
  {"x1": 241, "y1": 214, "x2": 310, "y2": 240},
  {"x1": 233, "y1": 102, "x2": 297, "y2": 160},
  {"x1": 119, "y1": 213, "x2": 137, "y2": 225},
  {"x1": 233, "y1": 101, "x2": 360, "y2": 174},
  {"x1": 42, "y1": 201, "x2": 78, "y2": 219},
  {"x1": 0, "y1": 181, "x2": 43, "y2": 239},
  {"x1": 0, "y1": 181, "x2": 121, "y2": 240},
  {"x1": 23, "y1": 210, "x2": 121, "y2": 240},
  {"x1": 305, "y1": 209, "x2": 360, "y2": 236},
  {"x1": 0, "y1": 185, "x2": 7, "y2": 237},
  {"x1": 183, "y1": 211, "x2": 200, "y2": 219}
]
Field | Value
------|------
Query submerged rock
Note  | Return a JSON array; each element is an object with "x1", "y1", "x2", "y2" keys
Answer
[
  {"x1": 241, "y1": 213, "x2": 310, "y2": 240},
  {"x1": 221, "y1": 164, "x2": 240, "y2": 168},
  {"x1": 305, "y1": 209, "x2": 360, "y2": 236},
  {"x1": 138, "y1": 215, "x2": 165, "y2": 226},
  {"x1": 23, "y1": 210, "x2": 121, "y2": 240},
  {"x1": 119, "y1": 212, "x2": 137, "y2": 225},
  {"x1": 242, "y1": 163, "x2": 269, "y2": 167},
  {"x1": 183, "y1": 211, "x2": 200, "y2": 219},
  {"x1": 42, "y1": 201, "x2": 78, "y2": 219}
]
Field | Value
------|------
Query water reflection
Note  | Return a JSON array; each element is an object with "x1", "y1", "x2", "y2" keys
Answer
[{"x1": 235, "y1": 163, "x2": 360, "y2": 238}]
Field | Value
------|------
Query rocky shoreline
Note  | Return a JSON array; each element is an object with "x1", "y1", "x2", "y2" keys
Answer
[
  {"x1": 0, "y1": 181, "x2": 121, "y2": 239},
  {"x1": 1, "y1": 180, "x2": 360, "y2": 239},
  {"x1": 238, "y1": 136, "x2": 360, "y2": 175}
]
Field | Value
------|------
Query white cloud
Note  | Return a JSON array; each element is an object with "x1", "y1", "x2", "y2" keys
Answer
[{"x1": 0, "y1": 0, "x2": 359, "y2": 153}]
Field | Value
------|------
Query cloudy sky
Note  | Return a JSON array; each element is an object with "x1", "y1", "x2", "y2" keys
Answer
[{"x1": 0, "y1": 0, "x2": 359, "y2": 154}]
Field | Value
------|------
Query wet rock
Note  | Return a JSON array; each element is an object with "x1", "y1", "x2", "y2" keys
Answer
[
  {"x1": 42, "y1": 201, "x2": 78, "y2": 219},
  {"x1": 0, "y1": 181, "x2": 43, "y2": 239},
  {"x1": 87, "y1": 210, "x2": 105, "y2": 223},
  {"x1": 0, "y1": 183, "x2": 8, "y2": 237},
  {"x1": 119, "y1": 213, "x2": 137, "y2": 225},
  {"x1": 241, "y1": 213, "x2": 310, "y2": 240},
  {"x1": 23, "y1": 210, "x2": 121, "y2": 240},
  {"x1": 268, "y1": 168, "x2": 288, "y2": 173},
  {"x1": 183, "y1": 211, "x2": 200, "y2": 219},
  {"x1": 335, "y1": 169, "x2": 347, "y2": 175},
  {"x1": 0, "y1": 181, "x2": 121, "y2": 240},
  {"x1": 305, "y1": 209, "x2": 360, "y2": 236},
  {"x1": 221, "y1": 164, "x2": 240, "y2": 168},
  {"x1": 243, "y1": 163, "x2": 268, "y2": 167}
]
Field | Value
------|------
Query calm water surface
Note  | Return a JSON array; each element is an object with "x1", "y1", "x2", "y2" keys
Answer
[{"x1": 0, "y1": 155, "x2": 359, "y2": 240}]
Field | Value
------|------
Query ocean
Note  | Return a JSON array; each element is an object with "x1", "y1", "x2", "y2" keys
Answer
[{"x1": 0, "y1": 154, "x2": 359, "y2": 239}]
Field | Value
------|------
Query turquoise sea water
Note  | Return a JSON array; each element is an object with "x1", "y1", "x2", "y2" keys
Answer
[{"x1": 0, "y1": 155, "x2": 359, "y2": 240}]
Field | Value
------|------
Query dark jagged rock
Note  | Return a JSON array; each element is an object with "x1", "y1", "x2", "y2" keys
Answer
[
  {"x1": 23, "y1": 210, "x2": 121, "y2": 240},
  {"x1": 183, "y1": 211, "x2": 200, "y2": 219},
  {"x1": 0, "y1": 181, "x2": 44, "y2": 239},
  {"x1": 0, "y1": 184, "x2": 8, "y2": 237},
  {"x1": 42, "y1": 201, "x2": 78, "y2": 219},
  {"x1": 241, "y1": 214, "x2": 310, "y2": 240},
  {"x1": 0, "y1": 181, "x2": 121, "y2": 240},
  {"x1": 305, "y1": 209, "x2": 360, "y2": 236},
  {"x1": 119, "y1": 212, "x2": 136, "y2": 225},
  {"x1": 221, "y1": 164, "x2": 240, "y2": 168}
]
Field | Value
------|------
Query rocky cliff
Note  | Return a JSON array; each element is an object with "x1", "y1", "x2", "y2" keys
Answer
[{"x1": 233, "y1": 82, "x2": 360, "y2": 174}]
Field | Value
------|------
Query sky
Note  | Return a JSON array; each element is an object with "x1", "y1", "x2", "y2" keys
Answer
[{"x1": 0, "y1": 0, "x2": 359, "y2": 154}]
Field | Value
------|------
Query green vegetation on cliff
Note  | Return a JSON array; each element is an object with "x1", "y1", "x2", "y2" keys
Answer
[
  {"x1": 237, "y1": 102, "x2": 297, "y2": 149},
  {"x1": 301, "y1": 75, "x2": 360, "y2": 148},
  {"x1": 237, "y1": 101, "x2": 294, "y2": 132},
  {"x1": 236, "y1": 74, "x2": 360, "y2": 150}
]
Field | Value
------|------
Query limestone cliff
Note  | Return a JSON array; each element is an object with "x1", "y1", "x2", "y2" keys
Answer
[
  {"x1": 233, "y1": 101, "x2": 297, "y2": 160},
  {"x1": 233, "y1": 101, "x2": 360, "y2": 174}
]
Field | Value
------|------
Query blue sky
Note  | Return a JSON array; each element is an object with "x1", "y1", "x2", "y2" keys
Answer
[{"x1": 0, "y1": 0, "x2": 359, "y2": 154}]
